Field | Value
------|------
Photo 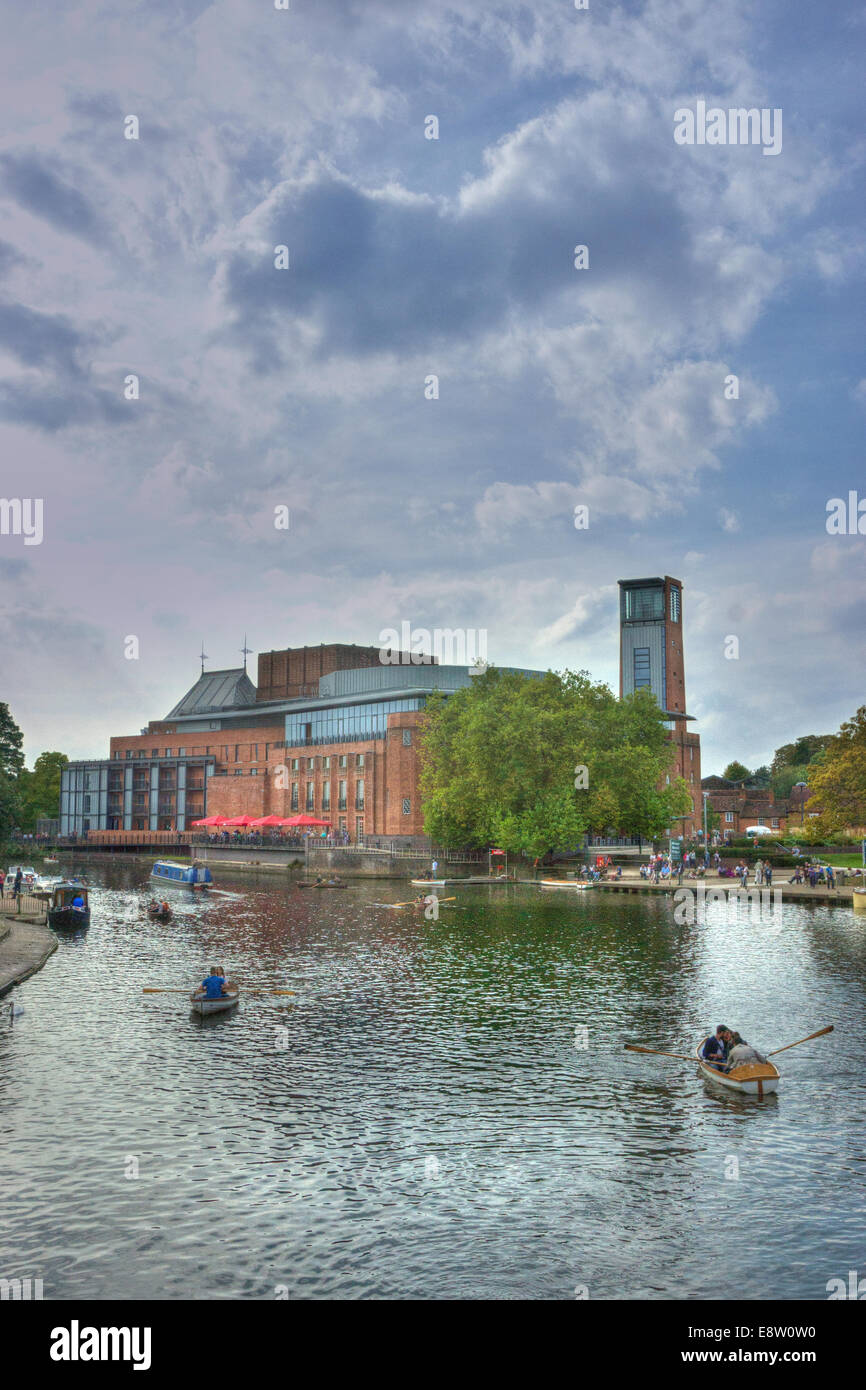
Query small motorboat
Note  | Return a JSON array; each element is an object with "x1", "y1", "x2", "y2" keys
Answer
[
  {"x1": 147, "y1": 903, "x2": 173, "y2": 922},
  {"x1": 297, "y1": 880, "x2": 347, "y2": 889},
  {"x1": 695, "y1": 1043, "x2": 780, "y2": 1098},
  {"x1": 410, "y1": 879, "x2": 445, "y2": 887},
  {"x1": 47, "y1": 883, "x2": 91, "y2": 930},
  {"x1": 189, "y1": 983, "x2": 239, "y2": 1016}
]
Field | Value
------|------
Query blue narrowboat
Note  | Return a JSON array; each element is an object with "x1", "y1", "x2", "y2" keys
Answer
[{"x1": 151, "y1": 860, "x2": 213, "y2": 889}]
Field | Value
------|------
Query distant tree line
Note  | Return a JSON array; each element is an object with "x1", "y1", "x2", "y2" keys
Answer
[{"x1": 0, "y1": 703, "x2": 68, "y2": 840}]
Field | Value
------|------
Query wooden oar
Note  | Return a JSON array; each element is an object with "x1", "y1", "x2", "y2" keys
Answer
[
  {"x1": 768, "y1": 1025, "x2": 833, "y2": 1056},
  {"x1": 624, "y1": 1044, "x2": 695, "y2": 1063},
  {"x1": 376, "y1": 896, "x2": 457, "y2": 909},
  {"x1": 142, "y1": 987, "x2": 295, "y2": 996}
]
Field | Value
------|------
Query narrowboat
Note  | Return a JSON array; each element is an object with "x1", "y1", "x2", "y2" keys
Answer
[
  {"x1": 151, "y1": 860, "x2": 212, "y2": 889},
  {"x1": 47, "y1": 882, "x2": 91, "y2": 930}
]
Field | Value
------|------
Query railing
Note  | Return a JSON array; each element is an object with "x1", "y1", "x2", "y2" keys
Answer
[
  {"x1": 0, "y1": 890, "x2": 48, "y2": 918},
  {"x1": 305, "y1": 844, "x2": 486, "y2": 862}
]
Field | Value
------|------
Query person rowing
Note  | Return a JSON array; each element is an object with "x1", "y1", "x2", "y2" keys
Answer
[
  {"x1": 699, "y1": 1025, "x2": 731, "y2": 1071},
  {"x1": 725, "y1": 1032, "x2": 768, "y2": 1070},
  {"x1": 200, "y1": 965, "x2": 228, "y2": 1000}
]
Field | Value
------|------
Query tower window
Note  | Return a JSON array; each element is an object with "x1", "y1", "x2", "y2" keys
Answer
[
  {"x1": 670, "y1": 586, "x2": 681, "y2": 623},
  {"x1": 633, "y1": 647, "x2": 651, "y2": 689}
]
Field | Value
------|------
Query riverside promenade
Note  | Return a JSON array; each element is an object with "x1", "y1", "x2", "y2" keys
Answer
[{"x1": 0, "y1": 894, "x2": 56, "y2": 997}]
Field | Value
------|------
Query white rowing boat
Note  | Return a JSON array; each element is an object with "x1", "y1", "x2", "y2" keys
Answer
[
  {"x1": 538, "y1": 879, "x2": 595, "y2": 891},
  {"x1": 695, "y1": 1043, "x2": 779, "y2": 1097},
  {"x1": 189, "y1": 983, "x2": 239, "y2": 1016}
]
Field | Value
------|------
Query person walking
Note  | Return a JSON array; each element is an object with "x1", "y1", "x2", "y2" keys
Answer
[{"x1": 13, "y1": 867, "x2": 23, "y2": 900}]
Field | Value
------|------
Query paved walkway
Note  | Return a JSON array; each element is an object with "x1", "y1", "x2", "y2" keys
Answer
[{"x1": 0, "y1": 919, "x2": 58, "y2": 997}]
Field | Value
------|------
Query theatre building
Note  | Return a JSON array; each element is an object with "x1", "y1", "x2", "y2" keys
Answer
[
  {"x1": 60, "y1": 644, "x2": 534, "y2": 843},
  {"x1": 618, "y1": 575, "x2": 702, "y2": 839}
]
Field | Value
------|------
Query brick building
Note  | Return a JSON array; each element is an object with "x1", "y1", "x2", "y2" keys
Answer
[
  {"x1": 60, "y1": 643, "x2": 538, "y2": 842},
  {"x1": 702, "y1": 776, "x2": 817, "y2": 838},
  {"x1": 619, "y1": 575, "x2": 702, "y2": 837}
]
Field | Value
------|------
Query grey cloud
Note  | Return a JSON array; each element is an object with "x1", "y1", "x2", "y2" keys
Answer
[{"x1": 0, "y1": 152, "x2": 109, "y2": 246}]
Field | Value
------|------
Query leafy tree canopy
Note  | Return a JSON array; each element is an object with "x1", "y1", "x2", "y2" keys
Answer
[
  {"x1": 0, "y1": 703, "x2": 24, "y2": 779},
  {"x1": 722, "y1": 760, "x2": 751, "y2": 783},
  {"x1": 807, "y1": 706, "x2": 866, "y2": 834},
  {"x1": 418, "y1": 668, "x2": 692, "y2": 858},
  {"x1": 17, "y1": 751, "x2": 69, "y2": 830}
]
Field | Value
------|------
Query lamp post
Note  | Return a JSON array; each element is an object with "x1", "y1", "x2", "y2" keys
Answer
[{"x1": 703, "y1": 791, "x2": 710, "y2": 846}]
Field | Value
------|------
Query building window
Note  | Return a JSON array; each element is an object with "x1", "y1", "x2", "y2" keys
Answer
[
  {"x1": 234, "y1": 745, "x2": 240, "y2": 762},
  {"x1": 402, "y1": 798, "x2": 411, "y2": 815},
  {"x1": 689, "y1": 747, "x2": 693, "y2": 761},
  {"x1": 356, "y1": 817, "x2": 364, "y2": 841},
  {"x1": 151, "y1": 749, "x2": 159, "y2": 758},
  {"x1": 338, "y1": 780, "x2": 347, "y2": 811},
  {"x1": 757, "y1": 816, "x2": 765, "y2": 827},
  {"x1": 291, "y1": 783, "x2": 299, "y2": 810},
  {"x1": 253, "y1": 744, "x2": 259, "y2": 760},
  {"x1": 356, "y1": 779, "x2": 365, "y2": 810},
  {"x1": 323, "y1": 756, "x2": 330, "y2": 770},
  {"x1": 725, "y1": 812, "x2": 734, "y2": 823},
  {"x1": 624, "y1": 587, "x2": 664, "y2": 622},
  {"x1": 670, "y1": 586, "x2": 680, "y2": 623},
  {"x1": 165, "y1": 749, "x2": 172, "y2": 757},
  {"x1": 306, "y1": 781, "x2": 315, "y2": 811},
  {"x1": 772, "y1": 818, "x2": 779, "y2": 828},
  {"x1": 322, "y1": 782, "x2": 331, "y2": 810},
  {"x1": 633, "y1": 648, "x2": 651, "y2": 690},
  {"x1": 83, "y1": 796, "x2": 91, "y2": 812},
  {"x1": 250, "y1": 768, "x2": 258, "y2": 775},
  {"x1": 356, "y1": 753, "x2": 364, "y2": 768},
  {"x1": 291, "y1": 758, "x2": 299, "y2": 771},
  {"x1": 178, "y1": 747, "x2": 186, "y2": 756},
  {"x1": 234, "y1": 769, "x2": 243, "y2": 776},
  {"x1": 307, "y1": 757, "x2": 315, "y2": 770},
  {"x1": 126, "y1": 751, "x2": 133, "y2": 759},
  {"x1": 402, "y1": 729, "x2": 412, "y2": 746},
  {"x1": 210, "y1": 721, "x2": 219, "y2": 730},
  {"x1": 339, "y1": 755, "x2": 347, "y2": 769}
]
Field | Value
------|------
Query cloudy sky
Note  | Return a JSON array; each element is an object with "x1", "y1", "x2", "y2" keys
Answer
[{"x1": 1, "y1": 0, "x2": 864, "y2": 773}]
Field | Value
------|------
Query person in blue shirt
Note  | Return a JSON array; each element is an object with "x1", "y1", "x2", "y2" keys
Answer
[
  {"x1": 71, "y1": 894, "x2": 85, "y2": 911},
  {"x1": 700, "y1": 1026, "x2": 731, "y2": 1071},
  {"x1": 201, "y1": 966, "x2": 227, "y2": 999}
]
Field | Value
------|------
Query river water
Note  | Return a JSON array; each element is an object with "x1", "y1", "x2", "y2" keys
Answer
[{"x1": 1, "y1": 861, "x2": 863, "y2": 1300}]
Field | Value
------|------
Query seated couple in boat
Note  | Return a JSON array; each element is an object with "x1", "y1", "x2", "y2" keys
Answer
[
  {"x1": 700, "y1": 1026, "x2": 767, "y2": 1072},
  {"x1": 201, "y1": 965, "x2": 229, "y2": 999}
]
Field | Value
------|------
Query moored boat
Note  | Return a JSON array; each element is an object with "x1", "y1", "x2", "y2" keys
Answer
[
  {"x1": 189, "y1": 983, "x2": 239, "y2": 1016},
  {"x1": 695, "y1": 1043, "x2": 779, "y2": 1097},
  {"x1": 151, "y1": 860, "x2": 212, "y2": 889},
  {"x1": 47, "y1": 882, "x2": 91, "y2": 930},
  {"x1": 538, "y1": 878, "x2": 596, "y2": 891}
]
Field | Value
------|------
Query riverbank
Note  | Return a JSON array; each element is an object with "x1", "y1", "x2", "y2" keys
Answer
[{"x1": 0, "y1": 917, "x2": 57, "y2": 997}]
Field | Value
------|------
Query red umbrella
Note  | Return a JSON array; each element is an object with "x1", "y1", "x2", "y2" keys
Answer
[
  {"x1": 250, "y1": 815, "x2": 291, "y2": 828},
  {"x1": 191, "y1": 815, "x2": 228, "y2": 827},
  {"x1": 223, "y1": 815, "x2": 256, "y2": 827},
  {"x1": 283, "y1": 814, "x2": 331, "y2": 827}
]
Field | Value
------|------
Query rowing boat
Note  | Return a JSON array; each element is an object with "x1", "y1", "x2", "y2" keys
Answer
[
  {"x1": 538, "y1": 879, "x2": 595, "y2": 891},
  {"x1": 190, "y1": 983, "x2": 239, "y2": 1016},
  {"x1": 695, "y1": 1043, "x2": 780, "y2": 1097}
]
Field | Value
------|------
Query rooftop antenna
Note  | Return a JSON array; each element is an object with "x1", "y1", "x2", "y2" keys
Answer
[
  {"x1": 199, "y1": 642, "x2": 208, "y2": 676},
  {"x1": 241, "y1": 635, "x2": 252, "y2": 674}
]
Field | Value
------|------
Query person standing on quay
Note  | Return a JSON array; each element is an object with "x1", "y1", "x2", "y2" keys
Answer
[
  {"x1": 753, "y1": 858, "x2": 763, "y2": 887},
  {"x1": 13, "y1": 867, "x2": 23, "y2": 900}
]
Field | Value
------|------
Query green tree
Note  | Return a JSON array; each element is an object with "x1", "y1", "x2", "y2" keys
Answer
[
  {"x1": 0, "y1": 770, "x2": 21, "y2": 842},
  {"x1": 0, "y1": 703, "x2": 24, "y2": 779},
  {"x1": 748, "y1": 765, "x2": 771, "y2": 789},
  {"x1": 806, "y1": 707, "x2": 866, "y2": 834},
  {"x1": 722, "y1": 760, "x2": 751, "y2": 783},
  {"x1": 17, "y1": 751, "x2": 69, "y2": 830},
  {"x1": 419, "y1": 667, "x2": 690, "y2": 858}
]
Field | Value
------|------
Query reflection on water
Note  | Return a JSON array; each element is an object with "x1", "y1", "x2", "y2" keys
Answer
[{"x1": 1, "y1": 861, "x2": 863, "y2": 1300}]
